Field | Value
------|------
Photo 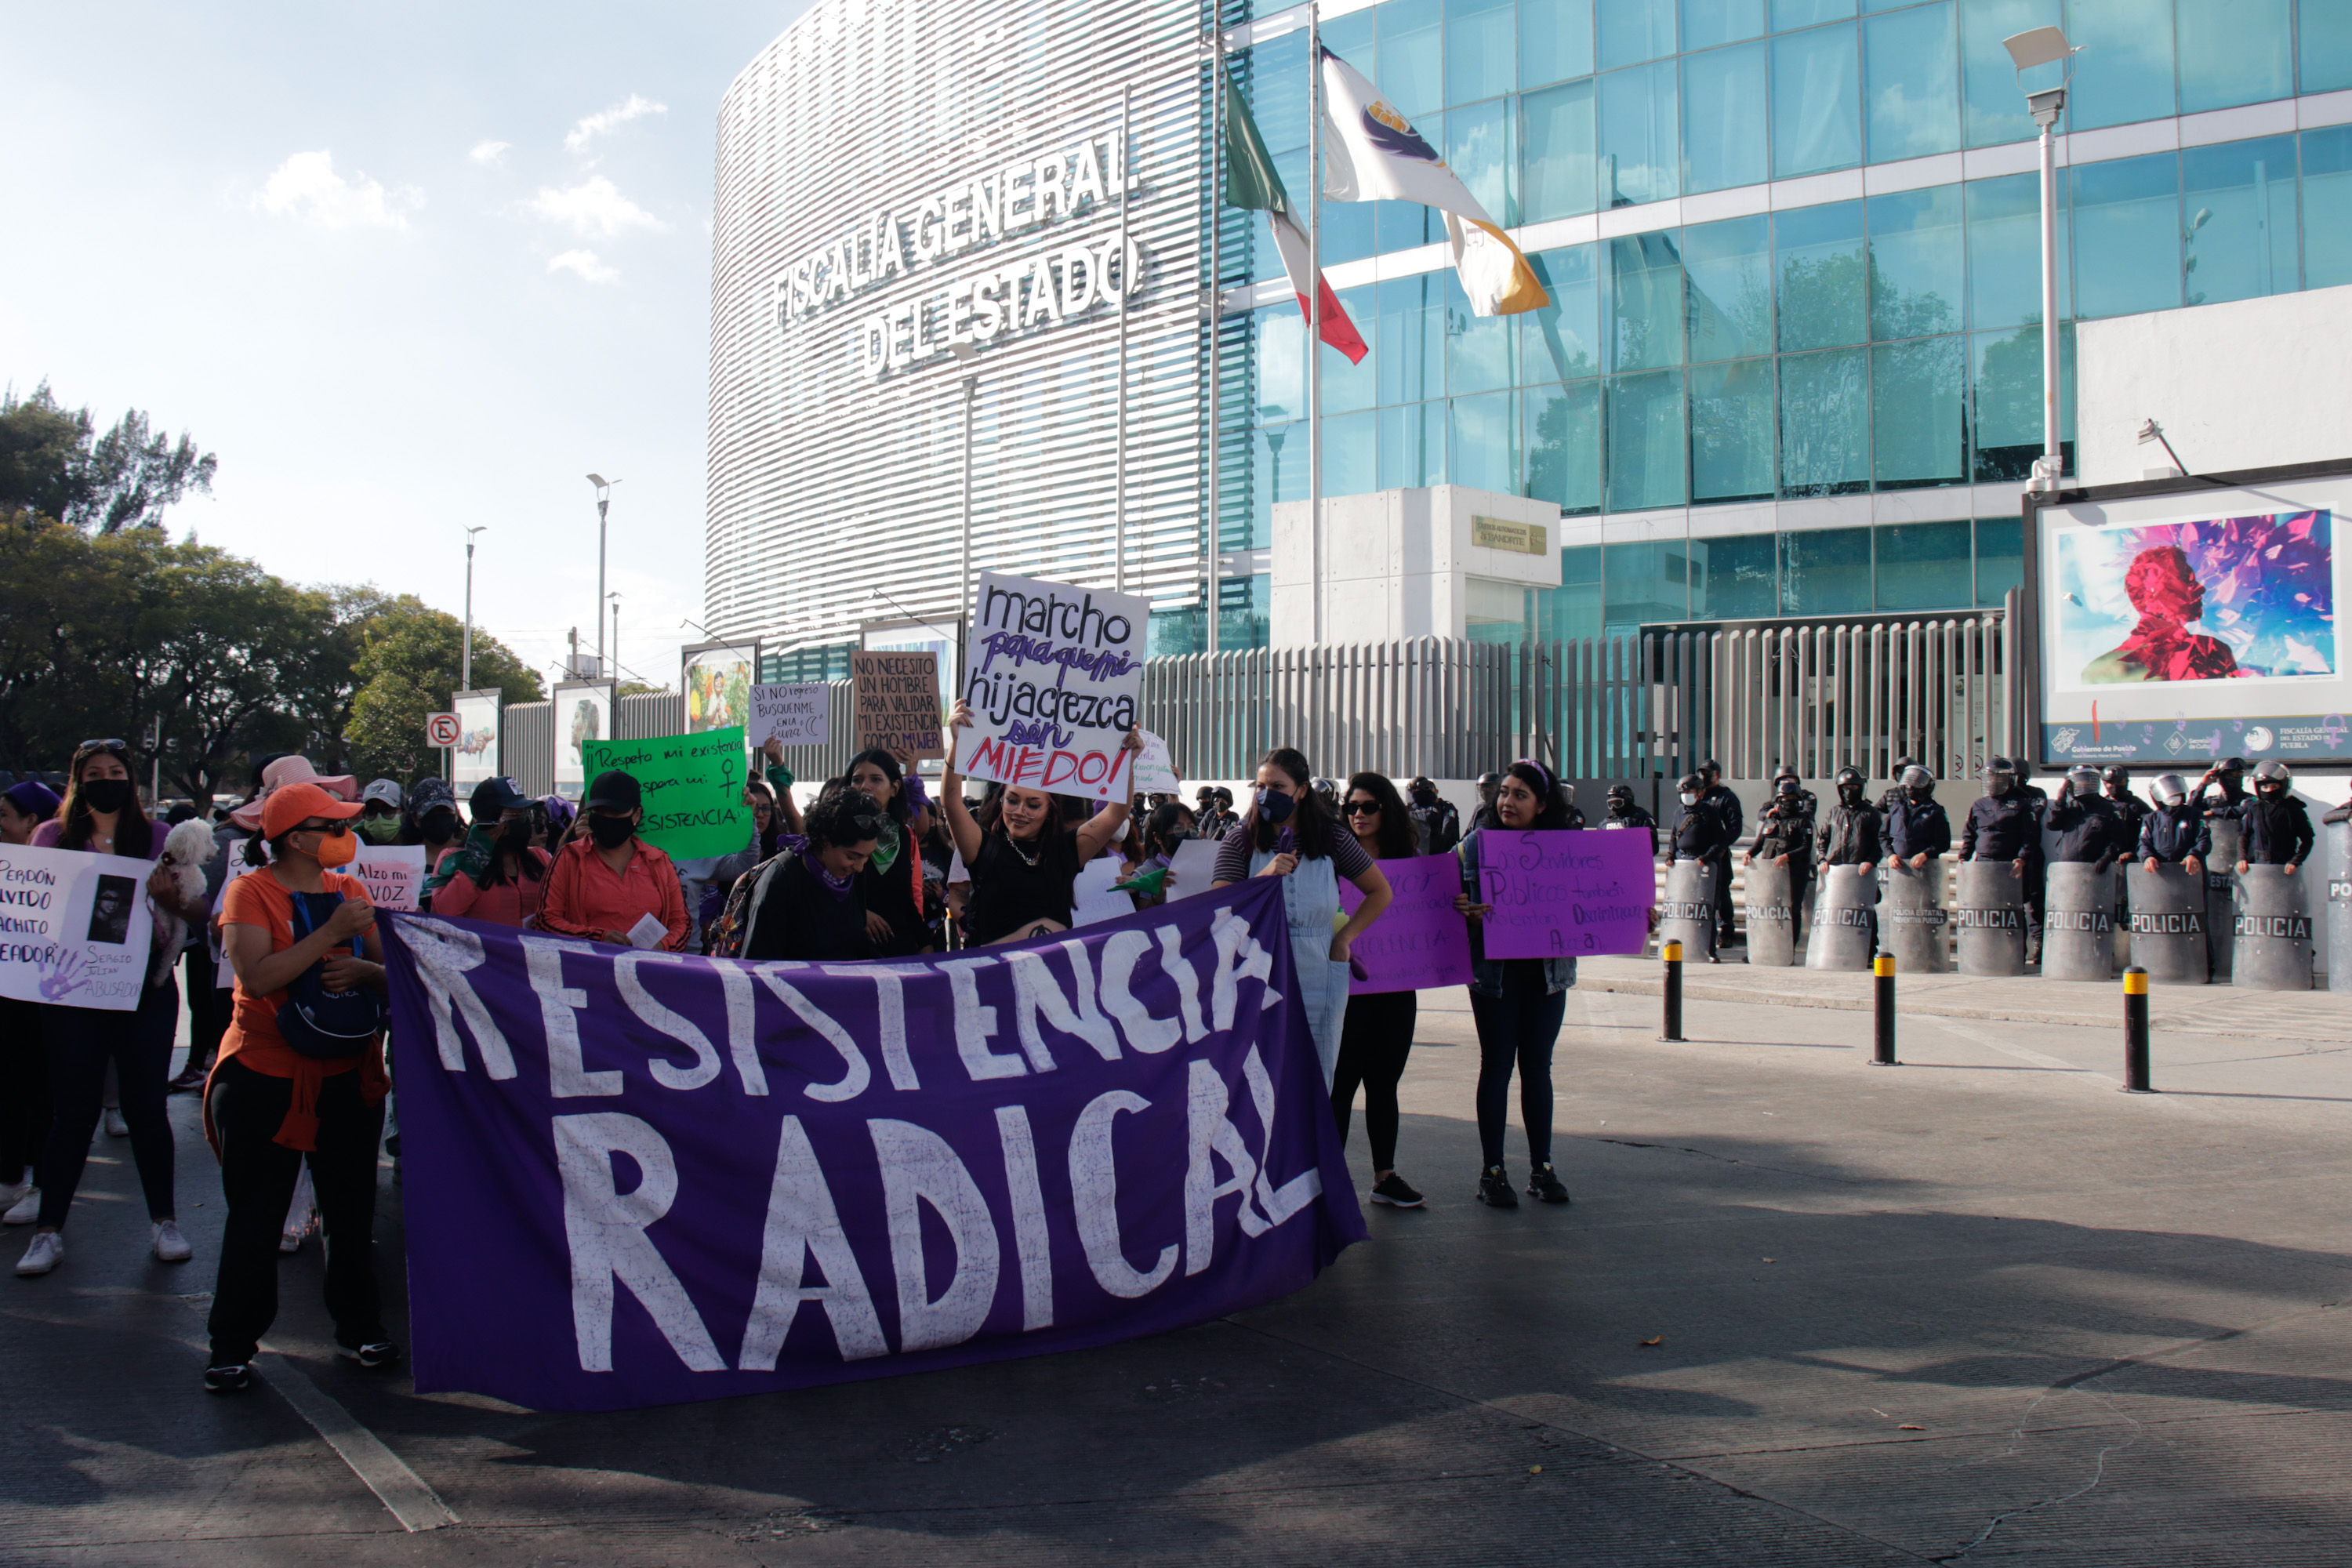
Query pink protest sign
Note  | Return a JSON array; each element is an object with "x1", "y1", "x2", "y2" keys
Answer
[
  {"x1": 1476, "y1": 829, "x2": 1654, "y2": 959},
  {"x1": 1339, "y1": 853, "x2": 1472, "y2": 994}
]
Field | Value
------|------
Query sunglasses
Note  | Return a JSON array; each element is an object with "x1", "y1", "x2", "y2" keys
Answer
[
  {"x1": 296, "y1": 821, "x2": 351, "y2": 837},
  {"x1": 1344, "y1": 800, "x2": 1382, "y2": 815},
  {"x1": 78, "y1": 739, "x2": 129, "y2": 753}
]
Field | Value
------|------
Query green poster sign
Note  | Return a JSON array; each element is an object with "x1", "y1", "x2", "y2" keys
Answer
[{"x1": 579, "y1": 725, "x2": 749, "y2": 862}]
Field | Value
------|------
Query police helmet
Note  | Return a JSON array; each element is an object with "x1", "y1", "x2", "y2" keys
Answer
[
  {"x1": 1678, "y1": 772, "x2": 1705, "y2": 794},
  {"x1": 1775, "y1": 776, "x2": 1802, "y2": 796},
  {"x1": 2253, "y1": 759, "x2": 2292, "y2": 789},
  {"x1": 2101, "y1": 765, "x2": 2131, "y2": 787},
  {"x1": 1834, "y1": 764, "x2": 1866, "y2": 791},
  {"x1": 2220, "y1": 755, "x2": 2248, "y2": 775},
  {"x1": 1981, "y1": 757, "x2": 2016, "y2": 795},
  {"x1": 1606, "y1": 782, "x2": 1634, "y2": 801},
  {"x1": 1478, "y1": 771, "x2": 1503, "y2": 787},
  {"x1": 2067, "y1": 764, "x2": 2100, "y2": 796},
  {"x1": 1773, "y1": 762, "x2": 1798, "y2": 781},
  {"x1": 2153, "y1": 772, "x2": 2190, "y2": 806},
  {"x1": 1901, "y1": 764, "x2": 1935, "y2": 793}
]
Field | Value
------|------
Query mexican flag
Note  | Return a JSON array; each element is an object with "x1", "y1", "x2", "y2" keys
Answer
[{"x1": 1223, "y1": 68, "x2": 1367, "y2": 365}]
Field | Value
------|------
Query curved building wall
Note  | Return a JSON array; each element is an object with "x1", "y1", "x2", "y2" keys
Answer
[{"x1": 708, "y1": 0, "x2": 1210, "y2": 662}]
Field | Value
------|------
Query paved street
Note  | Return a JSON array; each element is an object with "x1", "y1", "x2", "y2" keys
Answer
[{"x1": 3, "y1": 971, "x2": 2348, "y2": 1566}]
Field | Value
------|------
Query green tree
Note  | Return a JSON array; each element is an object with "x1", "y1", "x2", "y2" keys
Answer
[
  {"x1": 345, "y1": 598, "x2": 543, "y2": 785},
  {"x1": 0, "y1": 381, "x2": 217, "y2": 533}
]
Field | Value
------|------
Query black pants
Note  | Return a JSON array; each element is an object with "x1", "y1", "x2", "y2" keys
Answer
[
  {"x1": 38, "y1": 979, "x2": 178, "y2": 1229},
  {"x1": 1712, "y1": 851, "x2": 1737, "y2": 944},
  {"x1": 205, "y1": 1058, "x2": 387, "y2": 1367},
  {"x1": 182, "y1": 945, "x2": 227, "y2": 1073},
  {"x1": 0, "y1": 997, "x2": 45, "y2": 1187},
  {"x1": 1469, "y1": 962, "x2": 1566, "y2": 1169},
  {"x1": 1332, "y1": 993, "x2": 1415, "y2": 1173}
]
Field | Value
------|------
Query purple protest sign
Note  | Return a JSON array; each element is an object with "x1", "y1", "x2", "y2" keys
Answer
[
  {"x1": 1476, "y1": 829, "x2": 1654, "y2": 959},
  {"x1": 379, "y1": 877, "x2": 1363, "y2": 1413},
  {"x1": 1339, "y1": 853, "x2": 1472, "y2": 994}
]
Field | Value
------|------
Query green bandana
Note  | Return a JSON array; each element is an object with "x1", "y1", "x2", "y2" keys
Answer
[{"x1": 868, "y1": 816, "x2": 902, "y2": 875}]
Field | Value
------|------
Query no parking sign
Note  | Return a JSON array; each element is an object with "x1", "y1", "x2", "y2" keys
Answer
[{"x1": 426, "y1": 711, "x2": 461, "y2": 748}]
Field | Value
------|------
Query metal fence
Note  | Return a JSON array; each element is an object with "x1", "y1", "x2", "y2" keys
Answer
[{"x1": 495, "y1": 597, "x2": 2016, "y2": 795}]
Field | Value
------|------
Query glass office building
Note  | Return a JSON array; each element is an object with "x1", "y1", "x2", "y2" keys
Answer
[{"x1": 710, "y1": 0, "x2": 2352, "y2": 667}]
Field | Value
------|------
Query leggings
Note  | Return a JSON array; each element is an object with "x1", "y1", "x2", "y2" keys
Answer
[
  {"x1": 1468, "y1": 961, "x2": 1566, "y2": 1170},
  {"x1": 1332, "y1": 993, "x2": 1415, "y2": 1172},
  {"x1": 0, "y1": 997, "x2": 45, "y2": 1187},
  {"x1": 38, "y1": 978, "x2": 180, "y2": 1229},
  {"x1": 205, "y1": 1058, "x2": 387, "y2": 1366}
]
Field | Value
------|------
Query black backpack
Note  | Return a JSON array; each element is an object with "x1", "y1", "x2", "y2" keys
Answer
[{"x1": 277, "y1": 891, "x2": 386, "y2": 1061}]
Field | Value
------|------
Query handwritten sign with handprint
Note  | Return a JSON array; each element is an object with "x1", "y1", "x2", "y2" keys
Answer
[{"x1": 0, "y1": 842, "x2": 157, "y2": 1011}]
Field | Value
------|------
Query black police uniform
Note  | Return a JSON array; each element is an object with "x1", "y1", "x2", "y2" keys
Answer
[
  {"x1": 2138, "y1": 802, "x2": 2212, "y2": 864},
  {"x1": 1698, "y1": 782, "x2": 1743, "y2": 944},
  {"x1": 1749, "y1": 794, "x2": 1814, "y2": 940},
  {"x1": 1887, "y1": 797, "x2": 1952, "y2": 862},
  {"x1": 2046, "y1": 793, "x2": 2125, "y2": 865},
  {"x1": 2241, "y1": 792, "x2": 2315, "y2": 866},
  {"x1": 1603, "y1": 799, "x2": 1659, "y2": 857},
  {"x1": 1409, "y1": 796, "x2": 1461, "y2": 855},
  {"x1": 1961, "y1": 790, "x2": 2044, "y2": 952}
]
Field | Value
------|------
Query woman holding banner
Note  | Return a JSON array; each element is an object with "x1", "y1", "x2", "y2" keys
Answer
[
  {"x1": 1210, "y1": 748, "x2": 1393, "y2": 1087},
  {"x1": 1334, "y1": 773, "x2": 1425, "y2": 1207},
  {"x1": 16, "y1": 741, "x2": 207, "y2": 1278},
  {"x1": 940, "y1": 702, "x2": 1140, "y2": 945},
  {"x1": 844, "y1": 748, "x2": 931, "y2": 956},
  {"x1": 731, "y1": 794, "x2": 887, "y2": 962},
  {"x1": 1452, "y1": 760, "x2": 1579, "y2": 1209}
]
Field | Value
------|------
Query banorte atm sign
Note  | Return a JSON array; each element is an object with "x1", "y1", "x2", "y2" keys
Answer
[{"x1": 771, "y1": 126, "x2": 1147, "y2": 379}]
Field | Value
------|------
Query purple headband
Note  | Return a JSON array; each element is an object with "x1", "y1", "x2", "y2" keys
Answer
[{"x1": 1511, "y1": 757, "x2": 1555, "y2": 797}]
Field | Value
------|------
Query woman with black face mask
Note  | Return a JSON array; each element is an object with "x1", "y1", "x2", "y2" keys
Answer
[
  {"x1": 427, "y1": 778, "x2": 554, "y2": 927},
  {"x1": 399, "y1": 777, "x2": 464, "y2": 876}
]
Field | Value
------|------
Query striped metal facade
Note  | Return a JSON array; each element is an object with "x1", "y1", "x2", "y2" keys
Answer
[{"x1": 706, "y1": 0, "x2": 1214, "y2": 662}]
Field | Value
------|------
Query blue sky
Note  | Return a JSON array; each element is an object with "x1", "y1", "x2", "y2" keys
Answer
[{"x1": 0, "y1": 0, "x2": 813, "y2": 693}]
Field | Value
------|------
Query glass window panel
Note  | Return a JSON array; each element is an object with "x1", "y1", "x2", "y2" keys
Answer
[
  {"x1": 2303, "y1": 0, "x2": 2352, "y2": 94},
  {"x1": 1969, "y1": 323, "x2": 2074, "y2": 481},
  {"x1": 1323, "y1": 410, "x2": 1380, "y2": 495},
  {"x1": 1776, "y1": 200, "x2": 1867, "y2": 350},
  {"x1": 2065, "y1": 0, "x2": 2176, "y2": 131},
  {"x1": 1870, "y1": 335, "x2": 1967, "y2": 490},
  {"x1": 1536, "y1": 544, "x2": 1606, "y2": 640},
  {"x1": 1599, "y1": 59, "x2": 1680, "y2": 205},
  {"x1": 1323, "y1": 285, "x2": 1381, "y2": 412},
  {"x1": 1521, "y1": 244, "x2": 1602, "y2": 379},
  {"x1": 1605, "y1": 371, "x2": 1690, "y2": 510},
  {"x1": 1521, "y1": 80, "x2": 1598, "y2": 221},
  {"x1": 1253, "y1": 307, "x2": 1305, "y2": 424},
  {"x1": 1960, "y1": 0, "x2": 2060, "y2": 147},
  {"x1": 1773, "y1": 0, "x2": 1856, "y2": 27},
  {"x1": 1322, "y1": 9, "x2": 1377, "y2": 83},
  {"x1": 1377, "y1": 0, "x2": 1446, "y2": 119},
  {"x1": 1965, "y1": 170, "x2": 2069, "y2": 329},
  {"x1": 2071, "y1": 151, "x2": 2181, "y2": 318},
  {"x1": 2181, "y1": 135, "x2": 2298, "y2": 303},
  {"x1": 1693, "y1": 532, "x2": 1778, "y2": 619},
  {"x1": 1318, "y1": 194, "x2": 1377, "y2": 266},
  {"x1": 1772, "y1": 24, "x2": 1863, "y2": 176},
  {"x1": 1447, "y1": 269, "x2": 1519, "y2": 392},
  {"x1": 1525, "y1": 379, "x2": 1602, "y2": 513},
  {"x1": 1607, "y1": 230, "x2": 1687, "y2": 370},
  {"x1": 1864, "y1": 3, "x2": 1958, "y2": 162},
  {"x1": 1682, "y1": 42, "x2": 1771, "y2": 193},
  {"x1": 1868, "y1": 184, "x2": 1964, "y2": 340},
  {"x1": 1450, "y1": 390, "x2": 1518, "y2": 491},
  {"x1": 1684, "y1": 214, "x2": 1774, "y2": 361},
  {"x1": 1974, "y1": 517, "x2": 2023, "y2": 607},
  {"x1": 1446, "y1": 0, "x2": 1515, "y2": 107},
  {"x1": 1874, "y1": 519, "x2": 1974, "y2": 611},
  {"x1": 1781, "y1": 526, "x2": 1873, "y2": 614},
  {"x1": 1690, "y1": 358, "x2": 1778, "y2": 502},
  {"x1": 1250, "y1": 423, "x2": 1304, "y2": 548},
  {"x1": 2305, "y1": 126, "x2": 2352, "y2": 289},
  {"x1": 1778, "y1": 347, "x2": 1871, "y2": 495},
  {"x1": 1379, "y1": 399, "x2": 1450, "y2": 486},
  {"x1": 1523, "y1": 0, "x2": 1595, "y2": 88},
  {"x1": 1447, "y1": 94, "x2": 1514, "y2": 225},
  {"x1": 2177, "y1": 0, "x2": 2293, "y2": 112},
  {"x1": 1683, "y1": 0, "x2": 1767, "y2": 50},
  {"x1": 1377, "y1": 274, "x2": 1447, "y2": 406},
  {"x1": 1215, "y1": 573, "x2": 1270, "y2": 653},
  {"x1": 1604, "y1": 539, "x2": 1691, "y2": 630},
  {"x1": 1240, "y1": 31, "x2": 1311, "y2": 154},
  {"x1": 1599, "y1": 0, "x2": 1677, "y2": 68},
  {"x1": 1377, "y1": 192, "x2": 1443, "y2": 252}
]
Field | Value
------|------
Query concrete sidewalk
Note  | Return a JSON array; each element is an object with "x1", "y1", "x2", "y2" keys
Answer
[{"x1": 3, "y1": 984, "x2": 2348, "y2": 1566}]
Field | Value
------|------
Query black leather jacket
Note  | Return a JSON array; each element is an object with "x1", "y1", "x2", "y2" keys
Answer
[{"x1": 1816, "y1": 799, "x2": 1884, "y2": 866}]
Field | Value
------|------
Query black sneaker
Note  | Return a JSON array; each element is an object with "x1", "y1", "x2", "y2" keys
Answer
[
  {"x1": 203, "y1": 1363, "x2": 252, "y2": 1396},
  {"x1": 336, "y1": 1340, "x2": 403, "y2": 1370},
  {"x1": 1475, "y1": 1166, "x2": 1519, "y2": 1207},
  {"x1": 1368, "y1": 1173, "x2": 1425, "y2": 1208},
  {"x1": 1526, "y1": 1163, "x2": 1572, "y2": 1204}
]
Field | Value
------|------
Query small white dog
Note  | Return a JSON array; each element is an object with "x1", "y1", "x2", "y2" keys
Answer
[{"x1": 148, "y1": 818, "x2": 217, "y2": 984}]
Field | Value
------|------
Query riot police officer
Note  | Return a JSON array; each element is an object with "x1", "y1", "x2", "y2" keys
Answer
[
  {"x1": 1816, "y1": 766, "x2": 1884, "y2": 869},
  {"x1": 1602, "y1": 783, "x2": 1658, "y2": 856},
  {"x1": 2237, "y1": 759, "x2": 2314, "y2": 873},
  {"x1": 1878, "y1": 757, "x2": 1917, "y2": 816},
  {"x1": 1668, "y1": 771, "x2": 1734, "y2": 960},
  {"x1": 1406, "y1": 776, "x2": 1461, "y2": 855},
  {"x1": 2197, "y1": 756, "x2": 2250, "y2": 818},
  {"x1": 2138, "y1": 773, "x2": 2211, "y2": 871},
  {"x1": 1697, "y1": 759, "x2": 1743, "y2": 948},
  {"x1": 1472, "y1": 771, "x2": 1505, "y2": 832},
  {"x1": 1962, "y1": 757, "x2": 2044, "y2": 957},
  {"x1": 2047, "y1": 765, "x2": 2125, "y2": 866},
  {"x1": 1886, "y1": 765, "x2": 1951, "y2": 869},
  {"x1": 2101, "y1": 766, "x2": 2149, "y2": 844},
  {"x1": 1761, "y1": 762, "x2": 1817, "y2": 827},
  {"x1": 1746, "y1": 776, "x2": 1814, "y2": 942}
]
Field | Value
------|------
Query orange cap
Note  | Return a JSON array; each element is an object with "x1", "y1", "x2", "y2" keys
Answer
[{"x1": 260, "y1": 781, "x2": 364, "y2": 839}]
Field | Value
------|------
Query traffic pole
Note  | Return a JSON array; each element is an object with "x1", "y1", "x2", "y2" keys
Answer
[
  {"x1": 1661, "y1": 939, "x2": 1684, "y2": 1042},
  {"x1": 1871, "y1": 953, "x2": 1898, "y2": 1065},
  {"x1": 2122, "y1": 965, "x2": 2153, "y2": 1092}
]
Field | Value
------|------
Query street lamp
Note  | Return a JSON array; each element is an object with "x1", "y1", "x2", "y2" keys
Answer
[
  {"x1": 607, "y1": 592, "x2": 622, "y2": 692},
  {"x1": 586, "y1": 474, "x2": 619, "y2": 675},
  {"x1": 461, "y1": 525, "x2": 488, "y2": 691},
  {"x1": 2003, "y1": 26, "x2": 2077, "y2": 494}
]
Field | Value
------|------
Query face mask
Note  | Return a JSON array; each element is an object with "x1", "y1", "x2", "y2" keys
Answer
[
  {"x1": 1908, "y1": 785, "x2": 1933, "y2": 800},
  {"x1": 358, "y1": 816, "x2": 401, "y2": 843},
  {"x1": 1986, "y1": 777, "x2": 2010, "y2": 797},
  {"x1": 587, "y1": 813, "x2": 636, "y2": 849},
  {"x1": 419, "y1": 815, "x2": 459, "y2": 846},
  {"x1": 1256, "y1": 788, "x2": 1296, "y2": 825},
  {"x1": 1410, "y1": 789, "x2": 1436, "y2": 807},
  {"x1": 1679, "y1": 791, "x2": 1698, "y2": 806},
  {"x1": 1110, "y1": 821, "x2": 1128, "y2": 844},
  {"x1": 79, "y1": 779, "x2": 133, "y2": 814},
  {"x1": 310, "y1": 826, "x2": 358, "y2": 869}
]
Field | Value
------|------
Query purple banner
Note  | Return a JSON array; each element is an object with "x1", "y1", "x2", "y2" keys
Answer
[
  {"x1": 380, "y1": 878, "x2": 1363, "y2": 1413},
  {"x1": 1340, "y1": 854, "x2": 1472, "y2": 994},
  {"x1": 1476, "y1": 829, "x2": 1654, "y2": 959}
]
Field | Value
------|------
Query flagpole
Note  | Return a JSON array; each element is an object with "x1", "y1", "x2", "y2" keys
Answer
[
  {"x1": 1306, "y1": 5, "x2": 1322, "y2": 648},
  {"x1": 1114, "y1": 84, "x2": 1132, "y2": 597},
  {"x1": 1206, "y1": 25, "x2": 1225, "y2": 656}
]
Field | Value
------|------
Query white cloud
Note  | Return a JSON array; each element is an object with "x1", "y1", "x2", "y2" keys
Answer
[
  {"x1": 469, "y1": 139, "x2": 511, "y2": 165},
  {"x1": 523, "y1": 175, "x2": 668, "y2": 237},
  {"x1": 564, "y1": 93, "x2": 666, "y2": 154},
  {"x1": 547, "y1": 249, "x2": 619, "y2": 285},
  {"x1": 250, "y1": 150, "x2": 418, "y2": 230}
]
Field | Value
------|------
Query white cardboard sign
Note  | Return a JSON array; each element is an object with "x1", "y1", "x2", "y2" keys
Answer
[
  {"x1": 956, "y1": 569, "x2": 1148, "y2": 802},
  {"x1": 0, "y1": 842, "x2": 158, "y2": 1011},
  {"x1": 749, "y1": 682, "x2": 832, "y2": 747}
]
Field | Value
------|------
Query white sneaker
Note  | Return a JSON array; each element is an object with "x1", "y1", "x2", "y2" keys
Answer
[
  {"x1": 2, "y1": 1189, "x2": 37, "y2": 1225},
  {"x1": 151, "y1": 1220, "x2": 191, "y2": 1263},
  {"x1": 15, "y1": 1232, "x2": 63, "y2": 1276},
  {"x1": 104, "y1": 1109, "x2": 130, "y2": 1138},
  {"x1": 0, "y1": 1179, "x2": 25, "y2": 1211}
]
